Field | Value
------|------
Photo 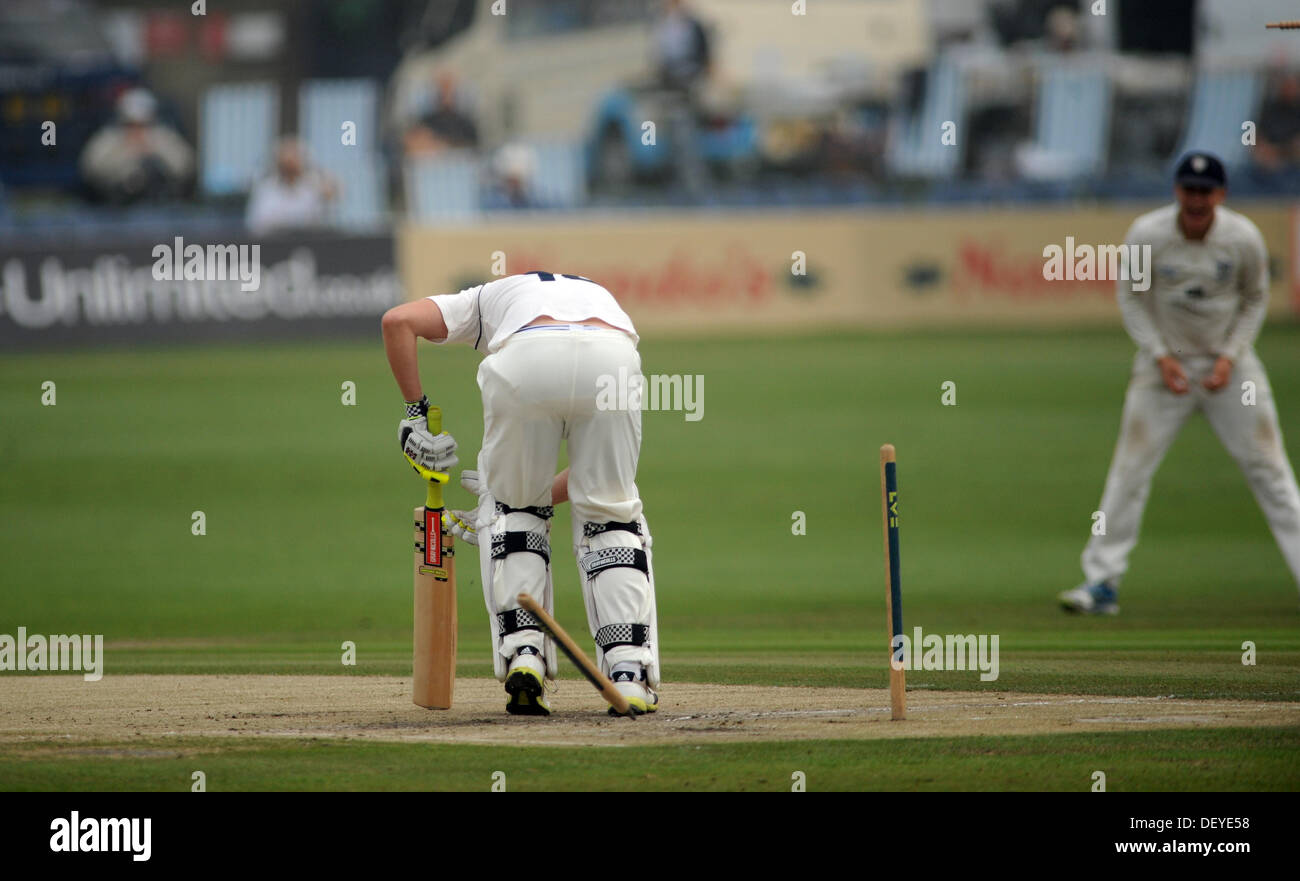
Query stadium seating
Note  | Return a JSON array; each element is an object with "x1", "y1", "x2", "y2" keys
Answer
[
  {"x1": 521, "y1": 140, "x2": 586, "y2": 210},
  {"x1": 298, "y1": 79, "x2": 388, "y2": 230},
  {"x1": 886, "y1": 54, "x2": 968, "y2": 180},
  {"x1": 1175, "y1": 68, "x2": 1263, "y2": 170},
  {"x1": 1019, "y1": 62, "x2": 1113, "y2": 180},
  {"x1": 200, "y1": 82, "x2": 279, "y2": 197},
  {"x1": 405, "y1": 150, "x2": 481, "y2": 222}
]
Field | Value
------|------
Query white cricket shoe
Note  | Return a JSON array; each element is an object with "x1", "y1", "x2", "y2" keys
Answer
[
  {"x1": 609, "y1": 663, "x2": 658, "y2": 716},
  {"x1": 1059, "y1": 581, "x2": 1120, "y2": 615}
]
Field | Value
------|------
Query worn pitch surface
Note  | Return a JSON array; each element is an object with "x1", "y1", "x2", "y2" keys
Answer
[{"x1": 2, "y1": 676, "x2": 1296, "y2": 748}]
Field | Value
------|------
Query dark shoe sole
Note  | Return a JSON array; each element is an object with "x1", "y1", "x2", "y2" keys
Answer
[
  {"x1": 505, "y1": 670, "x2": 550, "y2": 716},
  {"x1": 608, "y1": 696, "x2": 658, "y2": 717}
]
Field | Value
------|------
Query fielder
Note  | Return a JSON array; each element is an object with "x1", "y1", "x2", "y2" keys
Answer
[
  {"x1": 382, "y1": 271, "x2": 660, "y2": 714},
  {"x1": 1061, "y1": 152, "x2": 1300, "y2": 614}
]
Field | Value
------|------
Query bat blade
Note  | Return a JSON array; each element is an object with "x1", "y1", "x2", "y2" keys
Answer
[{"x1": 413, "y1": 504, "x2": 456, "y2": 709}]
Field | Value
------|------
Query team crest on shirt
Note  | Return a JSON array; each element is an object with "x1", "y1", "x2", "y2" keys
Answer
[
  {"x1": 1215, "y1": 260, "x2": 1233, "y2": 283},
  {"x1": 1157, "y1": 264, "x2": 1178, "y2": 282}
]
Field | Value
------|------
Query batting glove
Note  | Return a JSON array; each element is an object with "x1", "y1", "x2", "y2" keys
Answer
[
  {"x1": 446, "y1": 510, "x2": 477, "y2": 545},
  {"x1": 399, "y1": 395, "x2": 459, "y2": 473},
  {"x1": 447, "y1": 470, "x2": 484, "y2": 545}
]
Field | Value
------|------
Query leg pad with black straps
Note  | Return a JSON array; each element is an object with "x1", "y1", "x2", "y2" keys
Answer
[{"x1": 575, "y1": 517, "x2": 659, "y2": 687}]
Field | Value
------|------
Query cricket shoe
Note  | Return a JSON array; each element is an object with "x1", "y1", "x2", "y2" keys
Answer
[
  {"x1": 1059, "y1": 581, "x2": 1119, "y2": 615},
  {"x1": 609, "y1": 663, "x2": 658, "y2": 716},
  {"x1": 505, "y1": 648, "x2": 551, "y2": 716}
]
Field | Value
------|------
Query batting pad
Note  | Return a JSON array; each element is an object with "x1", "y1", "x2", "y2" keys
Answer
[
  {"x1": 575, "y1": 514, "x2": 660, "y2": 687},
  {"x1": 479, "y1": 492, "x2": 559, "y2": 682}
]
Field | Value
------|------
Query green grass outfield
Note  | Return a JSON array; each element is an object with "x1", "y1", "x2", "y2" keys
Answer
[
  {"x1": 2, "y1": 728, "x2": 1296, "y2": 792},
  {"x1": 2, "y1": 325, "x2": 1298, "y2": 790}
]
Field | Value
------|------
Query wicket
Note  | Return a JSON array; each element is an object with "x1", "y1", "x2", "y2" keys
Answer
[{"x1": 880, "y1": 444, "x2": 906, "y2": 720}]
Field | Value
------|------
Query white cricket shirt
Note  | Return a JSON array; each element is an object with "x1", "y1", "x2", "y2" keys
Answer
[
  {"x1": 427, "y1": 272, "x2": 638, "y2": 354},
  {"x1": 1118, "y1": 203, "x2": 1270, "y2": 362}
]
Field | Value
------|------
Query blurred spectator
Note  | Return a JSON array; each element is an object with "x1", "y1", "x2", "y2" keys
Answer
[
  {"x1": 968, "y1": 104, "x2": 1031, "y2": 182},
  {"x1": 988, "y1": 0, "x2": 1076, "y2": 47},
  {"x1": 404, "y1": 70, "x2": 479, "y2": 157},
  {"x1": 79, "y1": 88, "x2": 194, "y2": 204},
  {"x1": 652, "y1": 0, "x2": 714, "y2": 195},
  {"x1": 1254, "y1": 71, "x2": 1300, "y2": 173},
  {"x1": 654, "y1": 0, "x2": 711, "y2": 92},
  {"x1": 245, "y1": 137, "x2": 338, "y2": 235},
  {"x1": 1043, "y1": 6, "x2": 1083, "y2": 54},
  {"x1": 483, "y1": 144, "x2": 540, "y2": 210}
]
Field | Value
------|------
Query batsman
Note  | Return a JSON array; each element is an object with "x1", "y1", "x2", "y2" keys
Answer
[{"x1": 382, "y1": 272, "x2": 661, "y2": 715}]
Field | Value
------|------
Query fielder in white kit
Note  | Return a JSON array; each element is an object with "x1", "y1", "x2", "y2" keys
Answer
[
  {"x1": 382, "y1": 271, "x2": 660, "y2": 714},
  {"x1": 1062, "y1": 152, "x2": 1300, "y2": 615}
]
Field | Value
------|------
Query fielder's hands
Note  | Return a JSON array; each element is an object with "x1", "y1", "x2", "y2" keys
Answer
[
  {"x1": 399, "y1": 395, "x2": 458, "y2": 473},
  {"x1": 447, "y1": 470, "x2": 484, "y2": 546},
  {"x1": 1157, "y1": 356, "x2": 1189, "y2": 395},
  {"x1": 1202, "y1": 355, "x2": 1233, "y2": 392}
]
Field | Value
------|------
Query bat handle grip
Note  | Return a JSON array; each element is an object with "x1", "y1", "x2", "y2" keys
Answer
[
  {"x1": 405, "y1": 404, "x2": 450, "y2": 508},
  {"x1": 424, "y1": 406, "x2": 445, "y2": 509}
]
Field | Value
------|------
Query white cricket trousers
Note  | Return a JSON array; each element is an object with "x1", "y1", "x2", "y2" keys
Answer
[
  {"x1": 476, "y1": 326, "x2": 648, "y2": 669},
  {"x1": 1081, "y1": 350, "x2": 1300, "y2": 591},
  {"x1": 477, "y1": 326, "x2": 642, "y2": 524}
]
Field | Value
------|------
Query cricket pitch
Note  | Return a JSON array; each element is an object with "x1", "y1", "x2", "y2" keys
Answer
[{"x1": 1, "y1": 675, "x2": 1296, "y2": 748}]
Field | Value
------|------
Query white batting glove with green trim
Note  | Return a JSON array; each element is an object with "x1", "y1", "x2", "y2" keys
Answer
[{"x1": 448, "y1": 470, "x2": 484, "y2": 546}]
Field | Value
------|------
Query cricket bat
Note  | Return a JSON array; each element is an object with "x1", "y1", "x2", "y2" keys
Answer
[
  {"x1": 516, "y1": 594, "x2": 635, "y2": 717},
  {"x1": 409, "y1": 406, "x2": 456, "y2": 709}
]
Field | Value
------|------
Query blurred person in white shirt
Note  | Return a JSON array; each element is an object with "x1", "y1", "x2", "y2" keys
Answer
[
  {"x1": 80, "y1": 88, "x2": 194, "y2": 204},
  {"x1": 246, "y1": 137, "x2": 338, "y2": 235}
]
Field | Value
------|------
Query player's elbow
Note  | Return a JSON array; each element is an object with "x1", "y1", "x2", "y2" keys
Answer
[
  {"x1": 381, "y1": 305, "x2": 410, "y2": 336},
  {"x1": 382, "y1": 298, "x2": 446, "y2": 343}
]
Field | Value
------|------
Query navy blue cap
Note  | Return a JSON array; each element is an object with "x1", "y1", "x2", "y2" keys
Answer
[{"x1": 1174, "y1": 151, "x2": 1226, "y2": 189}]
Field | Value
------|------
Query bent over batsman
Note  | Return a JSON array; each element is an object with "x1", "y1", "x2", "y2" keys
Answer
[{"x1": 382, "y1": 271, "x2": 660, "y2": 715}]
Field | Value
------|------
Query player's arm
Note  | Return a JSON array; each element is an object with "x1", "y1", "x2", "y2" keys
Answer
[
  {"x1": 382, "y1": 298, "x2": 458, "y2": 472},
  {"x1": 448, "y1": 468, "x2": 571, "y2": 546},
  {"x1": 551, "y1": 468, "x2": 570, "y2": 505},
  {"x1": 1116, "y1": 228, "x2": 1168, "y2": 360},
  {"x1": 1211, "y1": 225, "x2": 1271, "y2": 389},
  {"x1": 1204, "y1": 226, "x2": 1269, "y2": 392},
  {"x1": 1116, "y1": 226, "x2": 1187, "y2": 393},
  {"x1": 382, "y1": 299, "x2": 449, "y2": 401}
]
